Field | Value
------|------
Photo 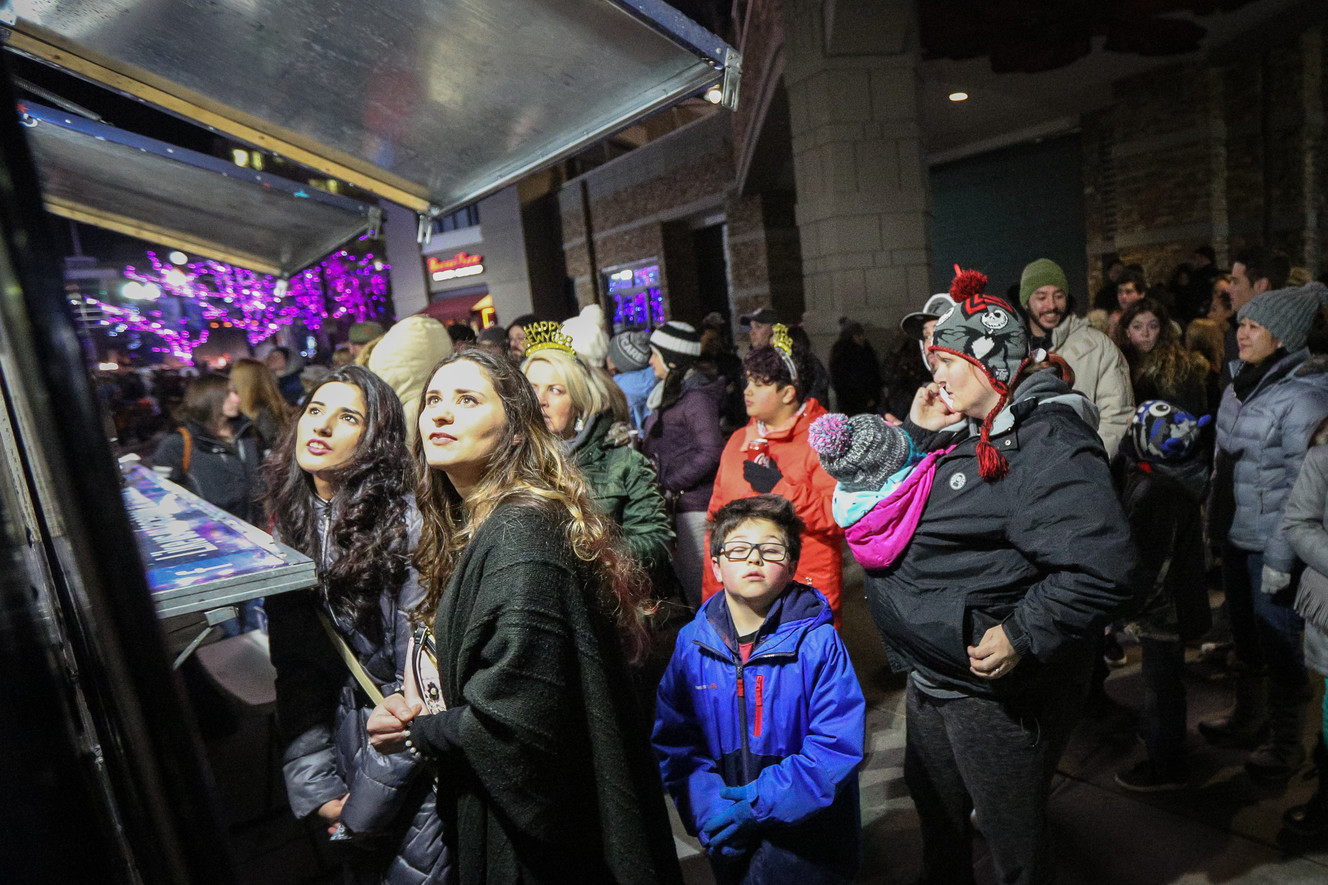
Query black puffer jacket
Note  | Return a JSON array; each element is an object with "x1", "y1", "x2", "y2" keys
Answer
[
  {"x1": 151, "y1": 419, "x2": 261, "y2": 523},
  {"x1": 268, "y1": 498, "x2": 450, "y2": 884},
  {"x1": 865, "y1": 371, "x2": 1139, "y2": 698}
]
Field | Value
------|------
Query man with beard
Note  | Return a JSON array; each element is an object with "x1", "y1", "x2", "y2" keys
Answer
[{"x1": 1019, "y1": 258, "x2": 1134, "y2": 455}]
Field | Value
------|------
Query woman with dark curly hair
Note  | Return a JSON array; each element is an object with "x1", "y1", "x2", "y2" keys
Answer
[
  {"x1": 702, "y1": 326, "x2": 842, "y2": 626},
  {"x1": 263, "y1": 365, "x2": 449, "y2": 884},
  {"x1": 1110, "y1": 297, "x2": 1211, "y2": 415},
  {"x1": 366, "y1": 349, "x2": 682, "y2": 885}
]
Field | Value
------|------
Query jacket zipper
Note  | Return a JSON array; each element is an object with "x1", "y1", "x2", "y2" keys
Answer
[
  {"x1": 753, "y1": 674, "x2": 764, "y2": 738},
  {"x1": 735, "y1": 659, "x2": 754, "y2": 782}
]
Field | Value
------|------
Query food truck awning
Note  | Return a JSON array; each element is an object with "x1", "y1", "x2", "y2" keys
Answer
[
  {"x1": 20, "y1": 100, "x2": 378, "y2": 277},
  {"x1": 5, "y1": 0, "x2": 741, "y2": 217}
]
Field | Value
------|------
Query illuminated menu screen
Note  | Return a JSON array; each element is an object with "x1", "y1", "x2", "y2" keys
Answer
[{"x1": 122, "y1": 467, "x2": 287, "y2": 594}]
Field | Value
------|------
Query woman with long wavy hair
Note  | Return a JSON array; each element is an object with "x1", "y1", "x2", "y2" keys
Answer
[
  {"x1": 262, "y1": 365, "x2": 449, "y2": 884},
  {"x1": 1111, "y1": 297, "x2": 1211, "y2": 415},
  {"x1": 366, "y1": 349, "x2": 682, "y2": 885}
]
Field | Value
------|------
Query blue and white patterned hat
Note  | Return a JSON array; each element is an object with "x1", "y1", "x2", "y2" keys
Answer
[{"x1": 1129, "y1": 400, "x2": 1211, "y2": 462}]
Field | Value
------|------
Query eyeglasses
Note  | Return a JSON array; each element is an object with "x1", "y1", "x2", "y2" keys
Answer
[{"x1": 719, "y1": 542, "x2": 788, "y2": 563}]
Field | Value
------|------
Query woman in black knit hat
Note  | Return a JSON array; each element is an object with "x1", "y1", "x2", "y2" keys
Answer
[
  {"x1": 642, "y1": 321, "x2": 725, "y2": 607},
  {"x1": 866, "y1": 269, "x2": 1138, "y2": 885}
]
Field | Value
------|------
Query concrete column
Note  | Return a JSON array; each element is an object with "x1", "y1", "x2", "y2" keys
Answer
[
  {"x1": 380, "y1": 200, "x2": 429, "y2": 317},
  {"x1": 781, "y1": 0, "x2": 932, "y2": 355}
]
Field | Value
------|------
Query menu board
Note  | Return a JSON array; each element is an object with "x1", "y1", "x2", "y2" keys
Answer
[{"x1": 122, "y1": 465, "x2": 288, "y2": 594}]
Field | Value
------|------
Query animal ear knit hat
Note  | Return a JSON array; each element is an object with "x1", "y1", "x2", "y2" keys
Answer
[
  {"x1": 1129, "y1": 400, "x2": 1212, "y2": 463},
  {"x1": 930, "y1": 266, "x2": 1031, "y2": 481},
  {"x1": 808, "y1": 413, "x2": 914, "y2": 492}
]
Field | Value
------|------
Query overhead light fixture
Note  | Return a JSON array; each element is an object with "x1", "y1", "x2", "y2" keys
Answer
[
  {"x1": 232, "y1": 148, "x2": 249, "y2": 166},
  {"x1": 704, "y1": 85, "x2": 723, "y2": 104},
  {"x1": 949, "y1": 92, "x2": 969, "y2": 102},
  {"x1": 168, "y1": 250, "x2": 188, "y2": 265}
]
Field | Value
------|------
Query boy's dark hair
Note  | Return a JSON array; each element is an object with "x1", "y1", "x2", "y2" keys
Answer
[
  {"x1": 743, "y1": 342, "x2": 811, "y2": 402},
  {"x1": 709, "y1": 494, "x2": 805, "y2": 567}
]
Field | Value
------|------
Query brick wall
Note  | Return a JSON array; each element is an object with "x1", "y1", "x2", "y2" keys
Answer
[
  {"x1": 558, "y1": 115, "x2": 734, "y2": 319},
  {"x1": 1084, "y1": 26, "x2": 1327, "y2": 293}
]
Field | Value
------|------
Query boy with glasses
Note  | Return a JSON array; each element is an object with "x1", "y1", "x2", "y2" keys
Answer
[{"x1": 653, "y1": 495, "x2": 866, "y2": 884}]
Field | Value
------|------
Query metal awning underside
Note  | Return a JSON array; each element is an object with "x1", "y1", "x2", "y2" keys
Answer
[
  {"x1": 20, "y1": 101, "x2": 376, "y2": 277},
  {"x1": 6, "y1": 0, "x2": 740, "y2": 216}
]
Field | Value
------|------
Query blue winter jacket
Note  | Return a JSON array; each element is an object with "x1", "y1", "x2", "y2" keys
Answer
[
  {"x1": 653, "y1": 582, "x2": 865, "y2": 877},
  {"x1": 614, "y1": 365, "x2": 658, "y2": 431}
]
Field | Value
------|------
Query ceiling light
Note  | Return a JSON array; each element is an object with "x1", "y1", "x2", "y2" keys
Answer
[
  {"x1": 704, "y1": 85, "x2": 723, "y2": 104},
  {"x1": 949, "y1": 92, "x2": 969, "y2": 102},
  {"x1": 168, "y1": 250, "x2": 188, "y2": 265}
]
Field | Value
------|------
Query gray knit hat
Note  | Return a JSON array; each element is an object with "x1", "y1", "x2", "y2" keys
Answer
[
  {"x1": 808, "y1": 413, "x2": 913, "y2": 493},
  {"x1": 607, "y1": 330, "x2": 651, "y2": 372},
  {"x1": 1237, "y1": 282, "x2": 1328, "y2": 353}
]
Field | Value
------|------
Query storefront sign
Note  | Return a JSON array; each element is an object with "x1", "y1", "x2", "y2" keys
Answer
[{"x1": 428, "y1": 251, "x2": 484, "y2": 282}]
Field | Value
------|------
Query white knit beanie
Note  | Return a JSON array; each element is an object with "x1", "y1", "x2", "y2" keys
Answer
[{"x1": 562, "y1": 303, "x2": 610, "y2": 367}]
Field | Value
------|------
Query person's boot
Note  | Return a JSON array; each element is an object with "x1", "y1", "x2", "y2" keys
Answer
[
  {"x1": 1283, "y1": 736, "x2": 1328, "y2": 838},
  {"x1": 1198, "y1": 673, "x2": 1269, "y2": 748},
  {"x1": 1245, "y1": 682, "x2": 1310, "y2": 784}
]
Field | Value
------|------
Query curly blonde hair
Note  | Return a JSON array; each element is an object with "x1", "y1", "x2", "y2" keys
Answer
[{"x1": 412, "y1": 349, "x2": 652, "y2": 662}]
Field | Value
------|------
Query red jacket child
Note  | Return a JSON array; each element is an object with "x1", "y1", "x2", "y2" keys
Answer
[{"x1": 703, "y1": 398, "x2": 844, "y2": 625}]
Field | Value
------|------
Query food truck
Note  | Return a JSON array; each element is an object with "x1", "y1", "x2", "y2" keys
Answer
[{"x1": 0, "y1": 2, "x2": 738, "y2": 880}]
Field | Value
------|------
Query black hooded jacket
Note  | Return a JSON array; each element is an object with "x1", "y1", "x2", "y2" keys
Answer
[{"x1": 865, "y1": 371, "x2": 1140, "y2": 698}]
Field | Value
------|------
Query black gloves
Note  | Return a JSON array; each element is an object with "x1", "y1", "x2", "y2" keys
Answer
[{"x1": 743, "y1": 459, "x2": 782, "y2": 494}]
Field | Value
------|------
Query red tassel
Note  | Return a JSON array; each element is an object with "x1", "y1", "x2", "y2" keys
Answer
[
  {"x1": 977, "y1": 438, "x2": 1009, "y2": 481},
  {"x1": 950, "y1": 267, "x2": 988, "y2": 302},
  {"x1": 976, "y1": 393, "x2": 1010, "y2": 481}
]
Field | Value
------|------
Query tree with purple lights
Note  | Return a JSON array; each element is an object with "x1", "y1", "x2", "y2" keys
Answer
[{"x1": 93, "y1": 242, "x2": 392, "y2": 362}]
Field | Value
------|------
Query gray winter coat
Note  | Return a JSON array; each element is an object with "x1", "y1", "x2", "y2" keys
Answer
[
  {"x1": 1216, "y1": 351, "x2": 1328, "y2": 571},
  {"x1": 1279, "y1": 444, "x2": 1328, "y2": 676},
  {"x1": 272, "y1": 498, "x2": 450, "y2": 884}
]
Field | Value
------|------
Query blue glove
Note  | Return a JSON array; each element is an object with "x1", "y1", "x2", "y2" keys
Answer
[{"x1": 701, "y1": 784, "x2": 760, "y2": 851}]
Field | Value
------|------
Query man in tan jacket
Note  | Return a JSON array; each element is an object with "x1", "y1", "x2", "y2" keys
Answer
[{"x1": 1019, "y1": 258, "x2": 1134, "y2": 456}]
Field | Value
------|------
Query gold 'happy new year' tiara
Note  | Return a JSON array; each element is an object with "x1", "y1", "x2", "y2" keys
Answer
[
  {"x1": 772, "y1": 323, "x2": 799, "y2": 381},
  {"x1": 522, "y1": 321, "x2": 576, "y2": 357}
]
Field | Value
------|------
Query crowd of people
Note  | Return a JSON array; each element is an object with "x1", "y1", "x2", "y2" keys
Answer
[{"x1": 120, "y1": 243, "x2": 1328, "y2": 884}]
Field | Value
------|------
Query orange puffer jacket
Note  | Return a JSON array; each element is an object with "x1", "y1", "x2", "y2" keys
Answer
[{"x1": 702, "y1": 398, "x2": 844, "y2": 626}]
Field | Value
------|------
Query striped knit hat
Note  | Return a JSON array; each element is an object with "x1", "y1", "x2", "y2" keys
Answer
[{"x1": 649, "y1": 321, "x2": 702, "y2": 369}]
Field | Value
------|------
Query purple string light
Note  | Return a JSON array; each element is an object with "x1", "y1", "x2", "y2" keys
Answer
[{"x1": 101, "y1": 249, "x2": 392, "y2": 362}]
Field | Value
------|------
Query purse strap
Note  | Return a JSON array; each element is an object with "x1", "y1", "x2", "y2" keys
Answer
[{"x1": 316, "y1": 607, "x2": 385, "y2": 706}]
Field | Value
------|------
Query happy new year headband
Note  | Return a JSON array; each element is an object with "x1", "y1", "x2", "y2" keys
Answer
[
  {"x1": 522, "y1": 321, "x2": 577, "y2": 358},
  {"x1": 772, "y1": 323, "x2": 799, "y2": 381}
]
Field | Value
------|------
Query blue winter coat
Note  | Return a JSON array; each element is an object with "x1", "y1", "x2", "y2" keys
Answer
[
  {"x1": 614, "y1": 365, "x2": 658, "y2": 431},
  {"x1": 652, "y1": 582, "x2": 865, "y2": 880},
  {"x1": 1216, "y1": 352, "x2": 1328, "y2": 571}
]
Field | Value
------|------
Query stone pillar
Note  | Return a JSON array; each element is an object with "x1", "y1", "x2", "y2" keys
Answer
[
  {"x1": 381, "y1": 200, "x2": 429, "y2": 318},
  {"x1": 781, "y1": 0, "x2": 931, "y2": 355}
]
